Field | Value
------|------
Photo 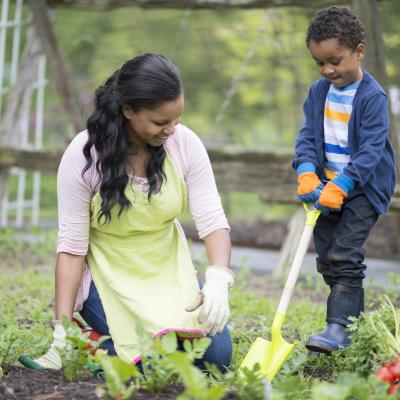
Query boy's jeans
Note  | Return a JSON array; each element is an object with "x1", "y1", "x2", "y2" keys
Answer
[
  {"x1": 313, "y1": 188, "x2": 378, "y2": 326},
  {"x1": 80, "y1": 280, "x2": 232, "y2": 371}
]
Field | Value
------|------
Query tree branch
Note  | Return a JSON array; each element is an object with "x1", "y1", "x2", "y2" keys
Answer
[{"x1": 47, "y1": 0, "x2": 349, "y2": 11}]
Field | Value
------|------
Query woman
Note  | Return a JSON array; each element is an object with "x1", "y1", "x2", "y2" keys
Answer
[{"x1": 19, "y1": 53, "x2": 234, "y2": 371}]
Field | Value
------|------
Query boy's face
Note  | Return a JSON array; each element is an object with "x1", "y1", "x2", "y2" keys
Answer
[{"x1": 308, "y1": 38, "x2": 365, "y2": 87}]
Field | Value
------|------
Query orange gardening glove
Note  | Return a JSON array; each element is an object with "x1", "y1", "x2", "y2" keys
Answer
[
  {"x1": 297, "y1": 172, "x2": 322, "y2": 196},
  {"x1": 317, "y1": 181, "x2": 346, "y2": 209},
  {"x1": 297, "y1": 166, "x2": 324, "y2": 202},
  {"x1": 315, "y1": 173, "x2": 355, "y2": 214}
]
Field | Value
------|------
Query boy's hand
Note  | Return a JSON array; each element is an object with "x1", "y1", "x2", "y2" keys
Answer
[
  {"x1": 296, "y1": 163, "x2": 323, "y2": 202},
  {"x1": 315, "y1": 173, "x2": 355, "y2": 214}
]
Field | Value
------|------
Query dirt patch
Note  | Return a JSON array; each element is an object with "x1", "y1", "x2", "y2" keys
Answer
[
  {"x1": 0, "y1": 366, "x2": 103, "y2": 400},
  {"x1": 0, "y1": 366, "x2": 241, "y2": 400},
  {"x1": 0, "y1": 365, "x2": 187, "y2": 400},
  {"x1": 302, "y1": 361, "x2": 334, "y2": 381}
]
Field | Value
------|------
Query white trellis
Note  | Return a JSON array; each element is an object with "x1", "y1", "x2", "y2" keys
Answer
[{"x1": 0, "y1": 0, "x2": 46, "y2": 227}]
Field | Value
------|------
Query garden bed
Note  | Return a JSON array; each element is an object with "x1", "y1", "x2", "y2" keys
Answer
[{"x1": 1, "y1": 240, "x2": 400, "y2": 400}]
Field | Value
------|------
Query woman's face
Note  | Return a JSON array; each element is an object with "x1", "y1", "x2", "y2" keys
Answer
[{"x1": 123, "y1": 95, "x2": 184, "y2": 149}]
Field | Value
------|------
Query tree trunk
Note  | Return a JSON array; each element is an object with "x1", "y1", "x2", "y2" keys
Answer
[
  {"x1": 29, "y1": 0, "x2": 83, "y2": 135},
  {"x1": 352, "y1": 0, "x2": 400, "y2": 178},
  {"x1": 352, "y1": 0, "x2": 400, "y2": 252}
]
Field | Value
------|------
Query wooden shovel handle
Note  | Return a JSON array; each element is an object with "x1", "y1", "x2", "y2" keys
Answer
[{"x1": 276, "y1": 205, "x2": 320, "y2": 315}]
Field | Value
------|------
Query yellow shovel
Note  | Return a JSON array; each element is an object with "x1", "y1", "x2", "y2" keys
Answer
[{"x1": 239, "y1": 204, "x2": 320, "y2": 381}]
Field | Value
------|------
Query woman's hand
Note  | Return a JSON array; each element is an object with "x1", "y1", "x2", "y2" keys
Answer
[
  {"x1": 185, "y1": 266, "x2": 235, "y2": 336},
  {"x1": 19, "y1": 323, "x2": 66, "y2": 370}
]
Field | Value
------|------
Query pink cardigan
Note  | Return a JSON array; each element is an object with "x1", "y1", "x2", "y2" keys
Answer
[{"x1": 56, "y1": 124, "x2": 229, "y2": 311}]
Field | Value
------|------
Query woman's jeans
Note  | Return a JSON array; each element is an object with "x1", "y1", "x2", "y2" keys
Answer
[
  {"x1": 313, "y1": 188, "x2": 378, "y2": 326},
  {"x1": 80, "y1": 280, "x2": 233, "y2": 371}
]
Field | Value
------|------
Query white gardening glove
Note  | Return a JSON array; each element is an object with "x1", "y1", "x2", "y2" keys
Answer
[
  {"x1": 185, "y1": 266, "x2": 235, "y2": 336},
  {"x1": 32, "y1": 323, "x2": 66, "y2": 369}
]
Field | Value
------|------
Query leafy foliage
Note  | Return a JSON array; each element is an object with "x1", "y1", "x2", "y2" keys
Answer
[
  {"x1": 52, "y1": 7, "x2": 315, "y2": 150},
  {"x1": 235, "y1": 365, "x2": 267, "y2": 400},
  {"x1": 331, "y1": 296, "x2": 400, "y2": 376},
  {"x1": 59, "y1": 318, "x2": 103, "y2": 381},
  {"x1": 97, "y1": 354, "x2": 138, "y2": 399},
  {"x1": 168, "y1": 352, "x2": 226, "y2": 400},
  {"x1": 2, "y1": 250, "x2": 400, "y2": 399},
  {"x1": 311, "y1": 372, "x2": 400, "y2": 400}
]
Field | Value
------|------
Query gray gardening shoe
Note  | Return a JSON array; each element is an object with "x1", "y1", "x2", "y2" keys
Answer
[{"x1": 305, "y1": 323, "x2": 351, "y2": 354}]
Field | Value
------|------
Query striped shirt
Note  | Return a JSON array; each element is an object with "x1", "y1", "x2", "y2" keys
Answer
[{"x1": 323, "y1": 80, "x2": 361, "y2": 180}]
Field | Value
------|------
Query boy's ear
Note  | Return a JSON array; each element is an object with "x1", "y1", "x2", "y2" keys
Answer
[{"x1": 356, "y1": 43, "x2": 365, "y2": 61}]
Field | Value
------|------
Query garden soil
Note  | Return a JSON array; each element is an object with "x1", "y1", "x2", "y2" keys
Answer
[
  {"x1": 0, "y1": 365, "x2": 185, "y2": 400},
  {"x1": 0, "y1": 365, "x2": 241, "y2": 399}
]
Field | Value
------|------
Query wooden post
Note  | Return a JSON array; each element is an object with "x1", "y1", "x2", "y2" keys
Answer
[{"x1": 273, "y1": 206, "x2": 305, "y2": 277}]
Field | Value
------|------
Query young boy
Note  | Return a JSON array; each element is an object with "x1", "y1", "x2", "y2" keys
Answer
[{"x1": 292, "y1": 6, "x2": 396, "y2": 354}]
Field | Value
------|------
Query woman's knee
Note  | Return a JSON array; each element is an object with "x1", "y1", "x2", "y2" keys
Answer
[{"x1": 201, "y1": 328, "x2": 233, "y2": 371}]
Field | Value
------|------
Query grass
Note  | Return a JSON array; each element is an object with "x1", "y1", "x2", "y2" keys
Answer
[{"x1": 1, "y1": 229, "x2": 400, "y2": 398}]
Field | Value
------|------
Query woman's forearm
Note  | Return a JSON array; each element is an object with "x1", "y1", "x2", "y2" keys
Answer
[
  {"x1": 203, "y1": 228, "x2": 231, "y2": 268},
  {"x1": 55, "y1": 252, "x2": 86, "y2": 321}
]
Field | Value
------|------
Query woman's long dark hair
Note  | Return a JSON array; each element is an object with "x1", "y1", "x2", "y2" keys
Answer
[{"x1": 82, "y1": 53, "x2": 183, "y2": 224}]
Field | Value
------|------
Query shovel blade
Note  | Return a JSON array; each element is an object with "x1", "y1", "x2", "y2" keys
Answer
[
  {"x1": 239, "y1": 337, "x2": 272, "y2": 373},
  {"x1": 239, "y1": 336, "x2": 295, "y2": 381},
  {"x1": 261, "y1": 335, "x2": 295, "y2": 381}
]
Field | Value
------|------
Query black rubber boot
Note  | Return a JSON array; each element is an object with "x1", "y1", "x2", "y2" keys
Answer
[
  {"x1": 305, "y1": 323, "x2": 351, "y2": 354},
  {"x1": 326, "y1": 284, "x2": 364, "y2": 326}
]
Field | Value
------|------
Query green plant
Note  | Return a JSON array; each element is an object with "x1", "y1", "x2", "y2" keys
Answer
[
  {"x1": 59, "y1": 318, "x2": 102, "y2": 381},
  {"x1": 180, "y1": 336, "x2": 212, "y2": 362},
  {"x1": 97, "y1": 353, "x2": 138, "y2": 400},
  {"x1": 368, "y1": 296, "x2": 400, "y2": 356},
  {"x1": 236, "y1": 365, "x2": 266, "y2": 400},
  {"x1": 332, "y1": 296, "x2": 400, "y2": 376},
  {"x1": 0, "y1": 330, "x2": 19, "y2": 378},
  {"x1": 98, "y1": 330, "x2": 218, "y2": 399},
  {"x1": 272, "y1": 374, "x2": 313, "y2": 400},
  {"x1": 168, "y1": 351, "x2": 227, "y2": 400},
  {"x1": 311, "y1": 372, "x2": 400, "y2": 400},
  {"x1": 138, "y1": 331, "x2": 180, "y2": 392}
]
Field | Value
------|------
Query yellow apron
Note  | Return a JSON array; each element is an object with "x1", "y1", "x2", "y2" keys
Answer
[{"x1": 87, "y1": 154, "x2": 204, "y2": 363}]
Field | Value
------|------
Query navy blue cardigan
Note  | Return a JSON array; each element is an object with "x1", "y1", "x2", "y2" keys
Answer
[{"x1": 292, "y1": 70, "x2": 396, "y2": 214}]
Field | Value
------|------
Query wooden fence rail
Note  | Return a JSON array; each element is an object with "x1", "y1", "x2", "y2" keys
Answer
[{"x1": 0, "y1": 145, "x2": 399, "y2": 211}]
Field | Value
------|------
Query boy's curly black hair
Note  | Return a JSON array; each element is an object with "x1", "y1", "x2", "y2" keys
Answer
[{"x1": 306, "y1": 6, "x2": 365, "y2": 51}]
